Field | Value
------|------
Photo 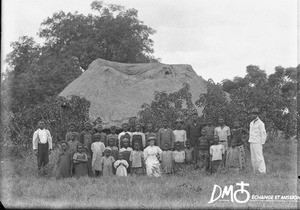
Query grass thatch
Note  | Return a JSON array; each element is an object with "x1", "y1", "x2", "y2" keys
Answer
[{"x1": 59, "y1": 59, "x2": 207, "y2": 128}]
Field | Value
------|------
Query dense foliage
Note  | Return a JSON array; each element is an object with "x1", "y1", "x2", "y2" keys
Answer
[
  {"x1": 197, "y1": 65, "x2": 298, "y2": 138},
  {"x1": 4, "y1": 95, "x2": 90, "y2": 152},
  {"x1": 1, "y1": 1, "x2": 157, "y2": 154},
  {"x1": 138, "y1": 83, "x2": 197, "y2": 130}
]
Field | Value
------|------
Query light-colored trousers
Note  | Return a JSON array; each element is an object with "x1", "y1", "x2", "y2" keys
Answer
[{"x1": 250, "y1": 143, "x2": 266, "y2": 173}]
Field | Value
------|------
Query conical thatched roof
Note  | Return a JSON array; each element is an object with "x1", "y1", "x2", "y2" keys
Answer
[{"x1": 59, "y1": 59, "x2": 207, "y2": 128}]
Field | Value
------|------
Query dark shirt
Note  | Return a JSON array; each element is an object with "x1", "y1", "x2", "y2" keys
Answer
[
  {"x1": 186, "y1": 122, "x2": 202, "y2": 146},
  {"x1": 198, "y1": 136, "x2": 210, "y2": 151},
  {"x1": 231, "y1": 128, "x2": 247, "y2": 147},
  {"x1": 80, "y1": 130, "x2": 93, "y2": 155}
]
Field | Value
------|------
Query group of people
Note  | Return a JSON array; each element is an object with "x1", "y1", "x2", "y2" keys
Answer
[{"x1": 32, "y1": 108, "x2": 267, "y2": 179}]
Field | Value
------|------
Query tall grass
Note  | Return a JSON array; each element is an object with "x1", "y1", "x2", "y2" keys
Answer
[{"x1": 1, "y1": 136, "x2": 297, "y2": 209}]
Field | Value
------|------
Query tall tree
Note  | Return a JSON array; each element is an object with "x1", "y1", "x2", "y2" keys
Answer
[
  {"x1": 39, "y1": 0, "x2": 157, "y2": 70},
  {"x1": 221, "y1": 65, "x2": 297, "y2": 137}
]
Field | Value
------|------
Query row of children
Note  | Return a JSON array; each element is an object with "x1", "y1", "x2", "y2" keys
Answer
[{"x1": 33, "y1": 112, "x2": 248, "y2": 177}]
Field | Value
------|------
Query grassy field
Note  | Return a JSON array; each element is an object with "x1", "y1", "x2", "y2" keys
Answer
[{"x1": 1, "y1": 137, "x2": 298, "y2": 209}]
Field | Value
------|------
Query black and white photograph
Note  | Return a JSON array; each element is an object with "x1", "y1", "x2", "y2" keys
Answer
[{"x1": 1, "y1": 0, "x2": 298, "y2": 208}]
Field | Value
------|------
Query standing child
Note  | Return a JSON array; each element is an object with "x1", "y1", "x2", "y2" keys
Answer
[
  {"x1": 173, "y1": 118, "x2": 187, "y2": 149},
  {"x1": 55, "y1": 141, "x2": 72, "y2": 179},
  {"x1": 214, "y1": 117, "x2": 231, "y2": 167},
  {"x1": 114, "y1": 153, "x2": 129, "y2": 176},
  {"x1": 107, "y1": 125, "x2": 119, "y2": 148},
  {"x1": 119, "y1": 138, "x2": 133, "y2": 174},
  {"x1": 93, "y1": 124, "x2": 107, "y2": 146},
  {"x1": 210, "y1": 136, "x2": 225, "y2": 174},
  {"x1": 73, "y1": 144, "x2": 89, "y2": 177},
  {"x1": 160, "y1": 142, "x2": 174, "y2": 174},
  {"x1": 66, "y1": 133, "x2": 78, "y2": 176},
  {"x1": 65, "y1": 122, "x2": 80, "y2": 142},
  {"x1": 130, "y1": 142, "x2": 145, "y2": 175},
  {"x1": 118, "y1": 123, "x2": 132, "y2": 148},
  {"x1": 80, "y1": 122, "x2": 93, "y2": 175},
  {"x1": 107, "y1": 137, "x2": 119, "y2": 161},
  {"x1": 100, "y1": 148, "x2": 115, "y2": 177},
  {"x1": 157, "y1": 119, "x2": 175, "y2": 150},
  {"x1": 173, "y1": 142, "x2": 185, "y2": 175},
  {"x1": 91, "y1": 133, "x2": 106, "y2": 177},
  {"x1": 80, "y1": 122, "x2": 93, "y2": 155},
  {"x1": 184, "y1": 141, "x2": 195, "y2": 170},
  {"x1": 229, "y1": 121, "x2": 247, "y2": 171},
  {"x1": 203, "y1": 117, "x2": 215, "y2": 147},
  {"x1": 67, "y1": 133, "x2": 79, "y2": 156},
  {"x1": 196, "y1": 129, "x2": 210, "y2": 171},
  {"x1": 131, "y1": 123, "x2": 146, "y2": 150}
]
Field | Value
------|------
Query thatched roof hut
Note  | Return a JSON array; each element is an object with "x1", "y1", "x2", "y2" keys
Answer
[{"x1": 59, "y1": 59, "x2": 207, "y2": 128}]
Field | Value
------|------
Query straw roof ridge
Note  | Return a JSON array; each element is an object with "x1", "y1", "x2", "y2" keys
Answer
[{"x1": 60, "y1": 58, "x2": 207, "y2": 127}]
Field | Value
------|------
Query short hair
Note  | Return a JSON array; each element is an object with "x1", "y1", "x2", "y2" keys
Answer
[{"x1": 61, "y1": 141, "x2": 68, "y2": 146}]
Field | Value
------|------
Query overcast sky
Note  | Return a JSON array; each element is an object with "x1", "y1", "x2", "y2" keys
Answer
[{"x1": 2, "y1": 0, "x2": 298, "y2": 82}]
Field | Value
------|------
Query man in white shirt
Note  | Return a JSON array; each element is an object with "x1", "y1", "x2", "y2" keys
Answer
[
  {"x1": 248, "y1": 108, "x2": 267, "y2": 174},
  {"x1": 32, "y1": 120, "x2": 53, "y2": 173}
]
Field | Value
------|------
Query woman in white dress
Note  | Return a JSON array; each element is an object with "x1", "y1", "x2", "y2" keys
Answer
[{"x1": 143, "y1": 136, "x2": 163, "y2": 177}]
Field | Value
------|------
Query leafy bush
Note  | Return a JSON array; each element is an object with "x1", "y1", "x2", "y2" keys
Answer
[
  {"x1": 138, "y1": 83, "x2": 197, "y2": 130},
  {"x1": 6, "y1": 95, "x2": 90, "y2": 153}
]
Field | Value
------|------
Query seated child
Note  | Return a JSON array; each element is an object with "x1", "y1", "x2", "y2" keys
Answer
[
  {"x1": 100, "y1": 147, "x2": 115, "y2": 177},
  {"x1": 210, "y1": 136, "x2": 225, "y2": 173},
  {"x1": 160, "y1": 142, "x2": 174, "y2": 174},
  {"x1": 119, "y1": 138, "x2": 133, "y2": 174},
  {"x1": 114, "y1": 153, "x2": 129, "y2": 176},
  {"x1": 197, "y1": 129, "x2": 210, "y2": 171},
  {"x1": 73, "y1": 144, "x2": 89, "y2": 177},
  {"x1": 55, "y1": 141, "x2": 72, "y2": 179},
  {"x1": 130, "y1": 142, "x2": 145, "y2": 175},
  {"x1": 173, "y1": 141, "x2": 185, "y2": 175},
  {"x1": 91, "y1": 133, "x2": 106, "y2": 177}
]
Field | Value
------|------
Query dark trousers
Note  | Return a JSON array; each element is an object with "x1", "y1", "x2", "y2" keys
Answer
[
  {"x1": 94, "y1": 170, "x2": 102, "y2": 177},
  {"x1": 37, "y1": 143, "x2": 49, "y2": 170},
  {"x1": 211, "y1": 160, "x2": 222, "y2": 173}
]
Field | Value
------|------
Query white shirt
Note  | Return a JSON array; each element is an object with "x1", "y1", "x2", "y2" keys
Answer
[
  {"x1": 143, "y1": 146, "x2": 162, "y2": 160},
  {"x1": 91, "y1": 141, "x2": 106, "y2": 171},
  {"x1": 173, "y1": 130, "x2": 187, "y2": 145},
  {"x1": 32, "y1": 128, "x2": 52, "y2": 150},
  {"x1": 210, "y1": 144, "x2": 225, "y2": 161},
  {"x1": 214, "y1": 126, "x2": 231, "y2": 141},
  {"x1": 173, "y1": 150, "x2": 185, "y2": 163},
  {"x1": 248, "y1": 117, "x2": 267, "y2": 145},
  {"x1": 119, "y1": 147, "x2": 133, "y2": 153}
]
